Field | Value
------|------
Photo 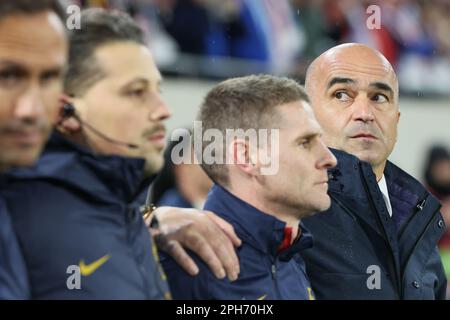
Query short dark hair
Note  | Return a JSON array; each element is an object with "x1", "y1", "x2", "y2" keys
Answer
[
  {"x1": 197, "y1": 74, "x2": 310, "y2": 186},
  {"x1": 64, "y1": 8, "x2": 146, "y2": 96},
  {"x1": 0, "y1": 0, "x2": 65, "y2": 22}
]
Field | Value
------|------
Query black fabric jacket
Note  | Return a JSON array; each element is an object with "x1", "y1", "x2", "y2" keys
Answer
[
  {"x1": 302, "y1": 149, "x2": 447, "y2": 299},
  {"x1": 2, "y1": 131, "x2": 170, "y2": 299}
]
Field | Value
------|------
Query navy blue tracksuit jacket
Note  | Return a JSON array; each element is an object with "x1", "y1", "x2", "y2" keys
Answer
[
  {"x1": 302, "y1": 149, "x2": 447, "y2": 299},
  {"x1": 2, "y1": 131, "x2": 170, "y2": 299},
  {"x1": 162, "y1": 184, "x2": 315, "y2": 300},
  {"x1": 0, "y1": 191, "x2": 29, "y2": 299}
]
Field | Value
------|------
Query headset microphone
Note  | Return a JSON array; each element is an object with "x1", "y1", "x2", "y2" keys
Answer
[{"x1": 62, "y1": 103, "x2": 139, "y2": 149}]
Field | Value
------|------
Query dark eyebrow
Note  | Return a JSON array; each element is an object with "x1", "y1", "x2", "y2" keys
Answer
[
  {"x1": 0, "y1": 60, "x2": 66, "y2": 79},
  {"x1": 369, "y1": 82, "x2": 394, "y2": 96},
  {"x1": 40, "y1": 67, "x2": 64, "y2": 77},
  {"x1": 0, "y1": 60, "x2": 28, "y2": 73},
  {"x1": 327, "y1": 77, "x2": 355, "y2": 90}
]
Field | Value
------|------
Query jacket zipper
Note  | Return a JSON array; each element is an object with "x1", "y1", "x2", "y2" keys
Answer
[
  {"x1": 270, "y1": 259, "x2": 282, "y2": 299},
  {"x1": 358, "y1": 162, "x2": 402, "y2": 298}
]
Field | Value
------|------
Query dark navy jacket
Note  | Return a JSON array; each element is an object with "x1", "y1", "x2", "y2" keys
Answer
[
  {"x1": 161, "y1": 184, "x2": 315, "y2": 300},
  {"x1": 157, "y1": 188, "x2": 192, "y2": 208},
  {"x1": 0, "y1": 192, "x2": 30, "y2": 299},
  {"x1": 1, "y1": 131, "x2": 170, "y2": 299},
  {"x1": 302, "y1": 149, "x2": 447, "y2": 300}
]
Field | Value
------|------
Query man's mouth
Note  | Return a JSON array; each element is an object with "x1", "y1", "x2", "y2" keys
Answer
[
  {"x1": 315, "y1": 179, "x2": 329, "y2": 187},
  {"x1": 3, "y1": 129, "x2": 44, "y2": 145},
  {"x1": 146, "y1": 132, "x2": 166, "y2": 147},
  {"x1": 351, "y1": 133, "x2": 378, "y2": 140}
]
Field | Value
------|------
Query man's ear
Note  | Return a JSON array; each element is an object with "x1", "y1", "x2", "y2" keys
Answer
[
  {"x1": 228, "y1": 138, "x2": 259, "y2": 176},
  {"x1": 56, "y1": 94, "x2": 82, "y2": 134}
]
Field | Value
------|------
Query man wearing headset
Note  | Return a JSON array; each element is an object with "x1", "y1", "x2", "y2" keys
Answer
[
  {"x1": 0, "y1": 0, "x2": 67, "y2": 299},
  {"x1": 2, "y1": 7, "x2": 240, "y2": 299}
]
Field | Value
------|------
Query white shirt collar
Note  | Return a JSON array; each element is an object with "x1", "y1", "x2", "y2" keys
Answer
[{"x1": 378, "y1": 174, "x2": 393, "y2": 217}]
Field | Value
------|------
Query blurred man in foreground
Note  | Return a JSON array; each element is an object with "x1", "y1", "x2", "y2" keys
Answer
[{"x1": 0, "y1": 0, "x2": 67, "y2": 299}]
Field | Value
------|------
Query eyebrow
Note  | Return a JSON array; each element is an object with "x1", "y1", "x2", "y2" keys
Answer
[
  {"x1": 369, "y1": 82, "x2": 394, "y2": 96},
  {"x1": 127, "y1": 77, "x2": 148, "y2": 85},
  {"x1": 326, "y1": 77, "x2": 355, "y2": 90},
  {"x1": 123, "y1": 76, "x2": 163, "y2": 89},
  {"x1": 327, "y1": 77, "x2": 394, "y2": 96},
  {"x1": 121, "y1": 78, "x2": 150, "y2": 91},
  {"x1": 0, "y1": 60, "x2": 64, "y2": 76},
  {"x1": 41, "y1": 66, "x2": 64, "y2": 76},
  {"x1": 0, "y1": 60, "x2": 28, "y2": 73},
  {"x1": 296, "y1": 131, "x2": 321, "y2": 143}
]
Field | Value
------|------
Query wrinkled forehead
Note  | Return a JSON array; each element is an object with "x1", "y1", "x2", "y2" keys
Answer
[
  {"x1": 319, "y1": 48, "x2": 398, "y2": 94},
  {"x1": 0, "y1": 12, "x2": 67, "y2": 72}
]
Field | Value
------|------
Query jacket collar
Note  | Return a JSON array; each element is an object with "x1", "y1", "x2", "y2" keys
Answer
[
  {"x1": 328, "y1": 148, "x2": 431, "y2": 202},
  {"x1": 327, "y1": 148, "x2": 440, "y2": 240},
  {"x1": 327, "y1": 148, "x2": 373, "y2": 199},
  {"x1": 384, "y1": 160, "x2": 428, "y2": 206},
  {"x1": 325, "y1": 148, "x2": 399, "y2": 244},
  {"x1": 4, "y1": 130, "x2": 154, "y2": 203},
  {"x1": 204, "y1": 184, "x2": 313, "y2": 260}
]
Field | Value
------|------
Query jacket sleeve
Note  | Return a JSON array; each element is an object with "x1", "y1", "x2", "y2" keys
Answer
[
  {"x1": 159, "y1": 251, "x2": 212, "y2": 300},
  {"x1": 0, "y1": 199, "x2": 30, "y2": 299}
]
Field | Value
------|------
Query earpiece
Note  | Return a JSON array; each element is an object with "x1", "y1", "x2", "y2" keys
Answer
[{"x1": 62, "y1": 103, "x2": 76, "y2": 119}]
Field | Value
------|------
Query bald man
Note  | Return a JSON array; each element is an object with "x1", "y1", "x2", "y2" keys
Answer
[{"x1": 301, "y1": 43, "x2": 447, "y2": 299}]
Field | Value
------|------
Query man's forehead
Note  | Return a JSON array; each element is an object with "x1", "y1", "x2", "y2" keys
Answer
[
  {"x1": 0, "y1": 12, "x2": 66, "y2": 45},
  {"x1": 310, "y1": 44, "x2": 397, "y2": 90},
  {"x1": 329, "y1": 60, "x2": 394, "y2": 75},
  {"x1": 302, "y1": 104, "x2": 322, "y2": 133},
  {"x1": 324, "y1": 72, "x2": 396, "y2": 90},
  {"x1": 94, "y1": 42, "x2": 160, "y2": 83},
  {"x1": 0, "y1": 12, "x2": 67, "y2": 68},
  {"x1": 279, "y1": 101, "x2": 322, "y2": 133},
  {"x1": 323, "y1": 58, "x2": 395, "y2": 83}
]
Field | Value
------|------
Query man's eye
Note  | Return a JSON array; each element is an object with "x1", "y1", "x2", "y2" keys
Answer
[
  {"x1": 41, "y1": 71, "x2": 61, "y2": 83},
  {"x1": 299, "y1": 140, "x2": 311, "y2": 149},
  {"x1": 0, "y1": 69, "x2": 22, "y2": 85},
  {"x1": 128, "y1": 88, "x2": 146, "y2": 98},
  {"x1": 334, "y1": 91, "x2": 351, "y2": 101},
  {"x1": 372, "y1": 93, "x2": 388, "y2": 103}
]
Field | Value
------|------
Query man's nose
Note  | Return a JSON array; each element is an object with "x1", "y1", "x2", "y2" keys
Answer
[
  {"x1": 352, "y1": 96, "x2": 374, "y2": 123},
  {"x1": 13, "y1": 86, "x2": 45, "y2": 122},
  {"x1": 148, "y1": 94, "x2": 171, "y2": 122},
  {"x1": 317, "y1": 141, "x2": 337, "y2": 170}
]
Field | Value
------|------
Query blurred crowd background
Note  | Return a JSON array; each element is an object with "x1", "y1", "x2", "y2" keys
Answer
[
  {"x1": 67, "y1": 0, "x2": 450, "y2": 96},
  {"x1": 64, "y1": 0, "x2": 450, "y2": 295}
]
